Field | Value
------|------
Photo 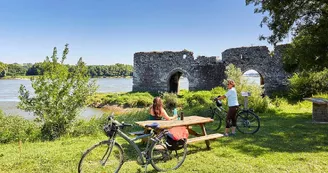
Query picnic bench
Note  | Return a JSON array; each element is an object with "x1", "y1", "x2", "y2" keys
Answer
[
  {"x1": 135, "y1": 116, "x2": 224, "y2": 149},
  {"x1": 304, "y1": 98, "x2": 328, "y2": 122}
]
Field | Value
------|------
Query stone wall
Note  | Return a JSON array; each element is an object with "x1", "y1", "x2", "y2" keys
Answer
[
  {"x1": 133, "y1": 50, "x2": 225, "y2": 93},
  {"x1": 313, "y1": 104, "x2": 328, "y2": 122},
  {"x1": 133, "y1": 45, "x2": 290, "y2": 96},
  {"x1": 222, "y1": 45, "x2": 291, "y2": 95}
]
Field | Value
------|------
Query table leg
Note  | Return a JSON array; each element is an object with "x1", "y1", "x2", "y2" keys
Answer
[{"x1": 199, "y1": 124, "x2": 210, "y2": 149}]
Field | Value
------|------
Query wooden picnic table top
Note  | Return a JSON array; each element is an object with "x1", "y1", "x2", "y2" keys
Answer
[
  {"x1": 135, "y1": 116, "x2": 213, "y2": 129},
  {"x1": 304, "y1": 98, "x2": 328, "y2": 105}
]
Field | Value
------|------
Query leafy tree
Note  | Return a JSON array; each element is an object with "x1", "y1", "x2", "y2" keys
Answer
[
  {"x1": 26, "y1": 62, "x2": 44, "y2": 75},
  {"x1": 246, "y1": 0, "x2": 328, "y2": 72},
  {"x1": 18, "y1": 44, "x2": 98, "y2": 140},
  {"x1": 0, "y1": 61, "x2": 7, "y2": 77},
  {"x1": 7, "y1": 63, "x2": 27, "y2": 76}
]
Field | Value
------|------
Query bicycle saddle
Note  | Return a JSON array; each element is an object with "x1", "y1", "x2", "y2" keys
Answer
[{"x1": 145, "y1": 122, "x2": 160, "y2": 129}]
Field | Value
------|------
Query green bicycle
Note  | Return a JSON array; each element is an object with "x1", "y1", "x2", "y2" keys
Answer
[
  {"x1": 206, "y1": 99, "x2": 260, "y2": 134},
  {"x1": 78, "y1": 114, "x2": 188, "y2": 173}
]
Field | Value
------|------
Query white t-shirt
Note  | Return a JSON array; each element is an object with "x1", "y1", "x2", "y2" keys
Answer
[{"x1": 225, "y1": 87, "x2": 239, "y2": 107}]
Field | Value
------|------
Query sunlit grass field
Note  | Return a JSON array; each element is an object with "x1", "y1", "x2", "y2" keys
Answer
[{"x1": 1, "y1": 101, "x2": 328, "y2": 173}]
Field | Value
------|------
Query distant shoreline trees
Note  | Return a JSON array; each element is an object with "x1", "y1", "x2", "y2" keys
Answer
[{"x1": 0, "y1": 61, "x2": 133, "y2": 78}]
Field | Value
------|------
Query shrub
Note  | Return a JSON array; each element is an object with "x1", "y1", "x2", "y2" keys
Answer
[
  {"x1": 181, "y1": 90, "x2": 213, "y2": 107},
  {"x1": 18, "y1": 45, "x2": 97, "y2": 140},
  {"x1": 0, "y1": 112, "x2": 41, "y2": 143},
  {"x1": 104, "y1": 92, "x2": 153, "y2": 108},
  {"x1": 289, "y1": 69, "x2": 328, "y2": 100},
  {"x1": 162, "y1": 92, "x2": 178, "y2": 110}
]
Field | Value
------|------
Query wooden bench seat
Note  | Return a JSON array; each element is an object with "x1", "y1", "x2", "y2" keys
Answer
[{"x1": 187, "y1": 133, "x2": 224, "y2": 144}]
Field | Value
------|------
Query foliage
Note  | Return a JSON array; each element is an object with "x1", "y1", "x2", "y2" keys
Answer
[
  {"x1": 18, "y1": 44, "x2": 98, "y2": 140},
  {"x1": 0, "y1": 111, "x2": 41, "y2": 143},
  {"x1": 224, "y1": 64, "x2": 269, "y2": 112},
  {"x1": 1, "y1": 62, "x2": 133, "y2": 78},
  {"x1": 6, "y1": 63, "x2": 27, "y2": 77},
  {"x1": 180, "y1": 90, "x2": 214, "y2": 107},
  {"x1": 102, "y1": 92, "x2": 153, "y2": 108},
  {"x1": 88, "y1": 64, "x2": 133, "y2": 77},
  {"x1": 0, "y1": 61, "x2": 6, "y2": 77},
  {"x1": 246, "y1": 0, "x2": 328, "y2": 72},
  {"x1": 288, "y1": 69, "x2": 328, "y2": 100},
  {"x1": 26, "y1": 62, "x2": 44, "y2": 75},
  {"x1": 162, "y1": 92, "x2": 178, "y2": 110}
]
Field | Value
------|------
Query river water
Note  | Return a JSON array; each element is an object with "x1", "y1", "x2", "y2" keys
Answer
[
  {"x1": 0, "y1": 78, "x2": 189, "y2": 119},
  {"x1": 0, "y1": 77, "x2": 258, "y2": 119}
]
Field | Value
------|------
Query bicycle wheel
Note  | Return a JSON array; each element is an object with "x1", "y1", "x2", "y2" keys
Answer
[
  {"x1": 236, "y1": 111, "x2": 260, "y2": 134},
  {"x1": 205, "y1": 108, "x2": 223, "y2": 132},
  {"x1": 149, "y1": 136, "x2": 187, "y2": 172},
  {"x1": 78, "y1": 140, "x2": 124, "y2": 173}
]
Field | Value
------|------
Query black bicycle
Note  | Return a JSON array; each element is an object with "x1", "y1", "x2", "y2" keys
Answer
[
  {"x1": 206, "y1": 98, "x2": 260, "y2": 134},
  {"x1": 78, "y1": 114, "x2": 187, "y2": 173}
]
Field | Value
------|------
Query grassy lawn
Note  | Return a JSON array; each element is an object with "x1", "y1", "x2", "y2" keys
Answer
[{"x1": 1, "y1": 102, "x2": 328, "y2": 173}]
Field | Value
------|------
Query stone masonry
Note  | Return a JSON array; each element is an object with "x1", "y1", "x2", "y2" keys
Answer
[
  {"x1": 313, "y1": 104, "x2": 328, "y2": 122},
  {"x1": 133, "y1": 45, "x2": 291, "y2": 96}
]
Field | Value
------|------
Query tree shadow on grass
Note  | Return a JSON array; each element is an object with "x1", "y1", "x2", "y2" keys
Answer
[{"x1": 224, "y1": 112, "x2": 328, "y2": 157}]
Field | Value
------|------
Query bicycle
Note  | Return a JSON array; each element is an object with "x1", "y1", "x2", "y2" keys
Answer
[
  {"x1": 78, "y1": 114, "x2": 188, "y2": 173},
  {"x1": 206, "y1": 98, "x2": 260, "y2": 134}
]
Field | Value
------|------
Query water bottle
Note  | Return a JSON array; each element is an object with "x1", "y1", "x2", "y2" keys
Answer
[
  {"x1": 173, "y1": 108, "x2": 179, "y2": 120},
  {"x1": 180, "y1": 112, "x2": 184, "y2": 120}
]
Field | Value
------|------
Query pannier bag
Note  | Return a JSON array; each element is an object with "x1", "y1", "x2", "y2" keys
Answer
[{"x1": 166, "y1": 126, "x2": 189, "y2": 150}]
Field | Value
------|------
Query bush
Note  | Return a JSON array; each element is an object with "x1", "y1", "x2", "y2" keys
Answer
[
  {"x1": 289, "y1": 69, "x2": 328, "y2": 100},
  {"x1": 180, "y1": 90, "x2": 213, "y2": 107},
  {"x1": 104, "y1": 92, "x2": 153, "y2": 107},
  {"x1": 0, "y1": 111, "x2": 41, "y2": 143},
  {"x1": 162, "y1": 92, "x2": 178, "y2": 110}
]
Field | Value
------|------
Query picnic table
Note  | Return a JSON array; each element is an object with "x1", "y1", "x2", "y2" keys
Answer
[
  {"x1": 135, "y1": 116, "x2": 223, "y2": 149},
  {"x1": 304, "y1": 98, "x2": 328, "y2": 122}
]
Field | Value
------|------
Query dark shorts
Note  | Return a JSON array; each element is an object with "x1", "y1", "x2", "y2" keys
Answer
[{"x1": 226, "y1": 106, "x2": 238, "y2": 128}]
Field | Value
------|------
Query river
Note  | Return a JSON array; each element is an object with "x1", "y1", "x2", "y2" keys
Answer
[
  {"x1": 0, "y1": 77, "x2": 258, "y2": 119},
  {"x1": 0, "y1": 78, "x2": 189, "y2": 119}
]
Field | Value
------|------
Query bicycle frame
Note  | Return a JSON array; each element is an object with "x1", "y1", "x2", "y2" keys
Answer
[{"x1": 112, "y1": 128, "x2": 161, "y2": 166}]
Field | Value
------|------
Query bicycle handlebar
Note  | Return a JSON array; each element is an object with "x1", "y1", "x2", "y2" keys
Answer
[{"x1": 108, "y1": 114, "x2": 133, "y2": 128}]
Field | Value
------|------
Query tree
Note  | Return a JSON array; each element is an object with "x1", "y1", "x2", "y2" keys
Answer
[
  {"x1": 0, "y1": 61, "x2": 7, "y2": 77},
  {"x1": 26, "y1": 62, "x2": 44, "y2": 75},
  {"x1": 18, "y1": 44, "x2": 98, "y2": 140},
  {"x1": 246, "y1": 0, "x2": 328, "y2": 72}
]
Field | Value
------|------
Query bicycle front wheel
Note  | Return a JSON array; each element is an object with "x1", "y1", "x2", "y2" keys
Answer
[
  {"x1": 236, "y1": 111, "x2": 260, "y2": 134},
  {"x1": 205, "y1": 108, "x2": 223, "y2": 132},
  {"x1": 150, "y1": 137, "x2": 188, "y2": 172},
  {"x1": 78, "y1": 140, "x2": 124, "y2": 173}
]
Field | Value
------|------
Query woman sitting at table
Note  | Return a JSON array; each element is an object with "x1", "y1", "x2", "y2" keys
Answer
[{"x1": 149, "y1": 97, "x2": 177, "y2": 120}]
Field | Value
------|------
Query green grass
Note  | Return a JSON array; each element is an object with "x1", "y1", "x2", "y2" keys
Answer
[{"x1": 1, "y1": 102, "x2": 328, "y2": 173}]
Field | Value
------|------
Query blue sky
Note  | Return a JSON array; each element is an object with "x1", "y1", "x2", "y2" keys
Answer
[{"x1": 0, "y1": 0, "x2": 283, "y2": 65}]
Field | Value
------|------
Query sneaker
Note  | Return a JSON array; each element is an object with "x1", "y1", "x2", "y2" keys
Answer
[
  {"x1": 223, "y1": 133, "x2": 229, "y2": 137},
  {"x1": 230, "y1": 133, "x2": 236, "y2": 136}
]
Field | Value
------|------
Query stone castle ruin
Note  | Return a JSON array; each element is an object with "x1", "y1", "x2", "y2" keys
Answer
[{"x1": 133, "y1": 45, "x2": 290, "y2": 96}]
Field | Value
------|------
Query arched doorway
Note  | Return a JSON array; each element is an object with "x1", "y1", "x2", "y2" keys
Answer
[
  {"x1": 169, "y1": 72, "x2": 182, "y2": 93},
  {"x1": 243, "y1": 70, "x2": 264, "y2": 85}
]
